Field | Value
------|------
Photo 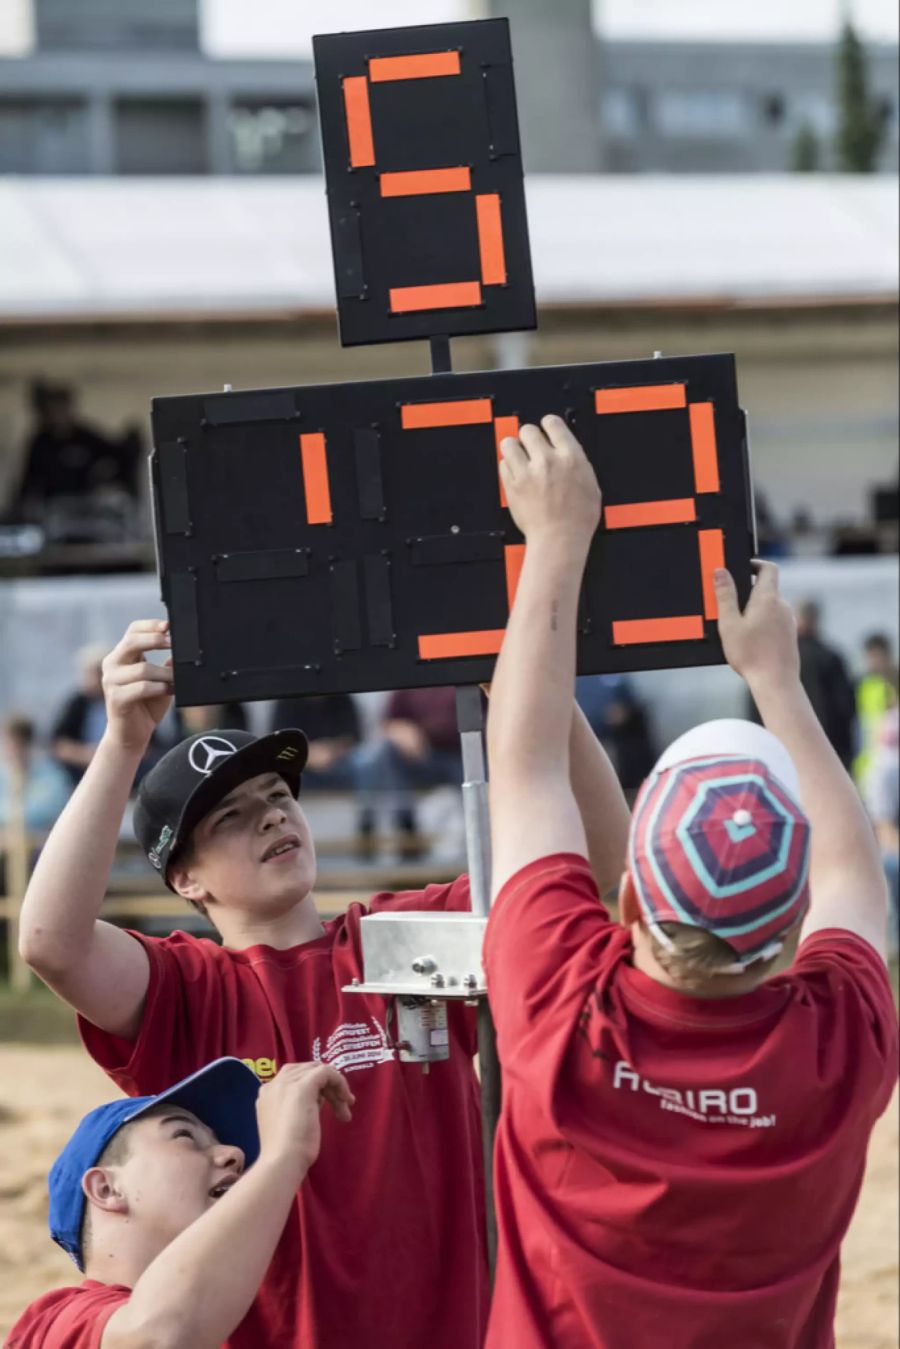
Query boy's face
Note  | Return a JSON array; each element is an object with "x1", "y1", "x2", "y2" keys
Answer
[
  {"x1": 172, "y1": 772, "x2": 316, "y2": 916},
  {"x1": 86, "y1": 1106, "x2": 244, "y2": 1254}
]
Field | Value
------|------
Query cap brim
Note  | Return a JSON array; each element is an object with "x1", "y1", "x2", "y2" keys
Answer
[
  {"x1": 169, "y1": 728, "x2": 308, "y2": 872},
  {"x1": 126, "y1": 1057, "x2": 261, "y2": 1165},
  {"x1": 652, "y1": 719, "x2": 801, "y2": 802}
]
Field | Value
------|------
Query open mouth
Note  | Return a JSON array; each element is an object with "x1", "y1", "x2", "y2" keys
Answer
[
  {"x1": 261, "y1": 834, "x2": 301, "y2": 863},
  {"x1": 209, "y1": 1177, "x2": 239, "y2": 1201}
]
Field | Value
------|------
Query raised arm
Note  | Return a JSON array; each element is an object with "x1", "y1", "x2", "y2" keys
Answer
[
  {"x1": 488, "y1": 415, "x2": 601, "y2": 898},
  {"x1": 715, "y1": 564, "x2": 888, "y2": 960},
  {"x1": 102, "y1": 1064, "x2": 354, "y2": 1349},
  {"x1": 18, "y1": 621, "x2": 174, "y2": 1036},
  {"x1": 569, "y1": 703, "x2": 631, "y2": 899}
]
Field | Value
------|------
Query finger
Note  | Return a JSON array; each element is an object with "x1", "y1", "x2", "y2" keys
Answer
[
  {"x1": 518, "y1": 422, "x2": 552, "y2": 466},
  {"x1": 126, "y1": 619, "x2": 169, "y2": 635},
  {"x1": 713, "y1": 568, "x2": 740, "y2": 620},
  {"x1": 107, "y1": 629, "x2": 172, "y2": 665},
  {"x1": 105, "y1": 661, "x2": 174, "y2": 687},
  {"x1": 751, "y1": 560, "x2": 780, "y2": 596},
  {"x1": 113, "y1": 681, "x2": 173, "y2": 703},
  {"x1": 499, "y1": 434, "x2": 528, "y2": 476},
  {"x1": 540, "y1": 413, "x2": 581, "y2": 456}
]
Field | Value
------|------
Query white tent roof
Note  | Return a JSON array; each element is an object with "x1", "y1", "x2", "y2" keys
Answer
[{"x1": 1, "y1": 174, "x2": 896, "y2": 321}]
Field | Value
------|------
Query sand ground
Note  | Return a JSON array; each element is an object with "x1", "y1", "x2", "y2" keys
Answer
[{"x1": 0, "y1": 1044, "x2": 896, "y2": 1345}]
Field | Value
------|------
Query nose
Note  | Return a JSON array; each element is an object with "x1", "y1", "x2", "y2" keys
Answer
[
  {"x1": 260, "y1": 799, "x2": 288, "y2": 831},
  {"x1": 211, "y1": 1143, "x2": 245, "y2": 1174}
]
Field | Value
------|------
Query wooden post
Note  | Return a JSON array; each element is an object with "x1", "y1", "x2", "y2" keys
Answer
[{"x1": 6, "y1": 756, "x2": 31, "y2": 990}]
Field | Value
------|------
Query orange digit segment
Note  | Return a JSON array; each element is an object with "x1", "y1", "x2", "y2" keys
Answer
[
  {"x1": 612, "y1": 616, "x2": 705, "y2": 646},
  {"x1": 401, "y1": 398, "x2": 493, "y2": 430},
  {"x1": 342, "y1": 76, "x2": 375, "y2": 168},
  {"x1": 476, "y1": 194, "x2": 507, "y2": 285},
  {"x1": 689, "y1": 402, "x2": 720, "y2": 494},
  {"x1": 381, "y1": 167, "x2": 471, "y2": 197},
  {"x1": 389, "y1": 281, "x2": 482, "y2": 314},
  {"x1": 504, "y1": 544, "x2": 525, "y2": 609},
  {"x1": 300, "y1": 433, "x2": 332, "y2": 525},
  {"x1": 595, "y1": 385, "x2": 687, "y2": 415},
  {"x1": 605, "y1": 499, "x2": 696, "y2": 530},
  {"x1": 698, "y1": 528, "x2": 725, "y2": 620},
  {"x1": 369, "y1": 51, "x2": 461, "y2": 82},
  {"x1": 419, "y1": 630, "x2": 505, "y2": 660},
  {"x1": 494, "y1": 415, "x2": 519, "y2": 507}
]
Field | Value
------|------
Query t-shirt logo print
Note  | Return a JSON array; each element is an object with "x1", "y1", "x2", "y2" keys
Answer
[{"x1": 188, "y1": 736, "x2": 237, "y2": 777}]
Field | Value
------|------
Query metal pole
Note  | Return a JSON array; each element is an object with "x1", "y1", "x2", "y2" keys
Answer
[{"x1": 455, "y1": 684, "x2": 501, "y2": 1278}]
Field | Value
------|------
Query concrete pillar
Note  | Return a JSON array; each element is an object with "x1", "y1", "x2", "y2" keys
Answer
[
  {"x1": 483, "y1": 0, "x2": 603, "y2": 172},
  {"x1": 86, "y1": 89, "x2": 116, "y2": 173}
]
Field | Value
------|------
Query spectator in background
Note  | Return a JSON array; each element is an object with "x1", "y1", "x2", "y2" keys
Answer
[
  {"x1": 575, "y1": 674, "x2": 655, "y2": 793},
  {"x1": 0, "y1": 716, "x2": 71, "y2": 834},
  {"x1": 357, "y1": 687, "x2": 461, "y2": 857},
  {"x1": 51, "y1": 644, "x2": 166, "y2": 790},
  {"x1": 176, "y1": 702, "x2": 249, "y2": 737},
  {"x1": 866, "y1": 706, "x2": 899, "y2": 956},
  {"x1": 268, "y1": 695, "x2": 361, "y2": 789},
  {"x1": 51, "y1": 644, "x2": 109, "y2": 788},
  {"x1": 754, "y1": 490, "x2": 789, "y2": 559},
  {"x1": 15, "y1": 380, "x2": 142, "y2": 540},
  {"x1": 854, "y1": 633, "x2": 899, "y2": 788},
  {"x1": 747, "y1": 600, "x2": 856, "y2": 769}
]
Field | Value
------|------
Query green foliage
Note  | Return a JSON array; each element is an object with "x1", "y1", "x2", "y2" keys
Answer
[
  {"x1": 792, "y1": 122, "x2": 821, "y2": 172},
  {"x1": 835, "y1": 20, "x2": 885, "y2": 172}
]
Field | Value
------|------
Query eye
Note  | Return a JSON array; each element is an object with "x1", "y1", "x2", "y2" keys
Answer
[
  {"x1": 173, "y1": 1128, "x2": 196, "y2": 1142},
  {"x1": 214, "y1": 809, "x2": 238, "y2": 829},
  {"x1": 270, "y1": 789, "x2": 290, "y2": 802}
]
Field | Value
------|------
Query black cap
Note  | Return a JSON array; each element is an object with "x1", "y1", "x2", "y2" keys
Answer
[{"x1": 134, "y1": 729, "x2": 308, "y2": 885}]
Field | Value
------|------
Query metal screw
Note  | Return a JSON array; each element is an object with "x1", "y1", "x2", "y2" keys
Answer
[
  {"x1": 462, "y1": 973, "x2": 478, "y2": 989},
  {"x1": 351, "y1": 976, "x2": 360, "y2": 986},
  {"x1": 446, "y1": 976, "x2": 458, "y2": 987},
  {"x1": 430, "y1": 972, "x2": 445, "y2": 989},
  {"x1": 412, "y1": 956, "x2": 437, "y2": 975}
]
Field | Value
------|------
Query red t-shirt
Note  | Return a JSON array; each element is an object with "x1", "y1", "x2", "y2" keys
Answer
[
  {"x1": 6, "y1": 1282, "x2": 128, "y2": 1348},
  {"x1": 77, "y1": 878, "x2": 488, "y2": 1349},
  {"x1": 483, "y1": 854, "x2": 898, "y2": 1349}
]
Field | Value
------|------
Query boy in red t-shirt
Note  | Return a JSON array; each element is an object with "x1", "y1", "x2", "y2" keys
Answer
[
  {"x1": 8, "y1": 1057, "x2": 354, "y2": 1349},
  {"x1": 484, "y1": 415, "x2": 898, "y2": 1348},
  {"x1": 19, "y1": 617, "x2": 630, "y2": 1348}
]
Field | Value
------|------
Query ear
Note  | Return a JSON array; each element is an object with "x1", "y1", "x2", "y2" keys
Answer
[
  {"x1": 618, "y1": 870, "x2": 641, "y2": 928},
  {"x1": 82, "y1": 1167, "x2": 128, "y2": 1216},
  {"x1": 167, "y1": 864, "x2": 209, "y2": 906}
]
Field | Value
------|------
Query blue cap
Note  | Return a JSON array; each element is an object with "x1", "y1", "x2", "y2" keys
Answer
[{"x1": 49, "y1": 1057, "x2": 261, "y2": 1270}]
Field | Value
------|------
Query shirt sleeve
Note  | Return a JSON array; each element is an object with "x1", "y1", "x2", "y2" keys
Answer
[
  {"x1": 792, "y1": 929, "x2": 899, "y2": 1117},
  {"x1": 78, "y1": 932, "x2": 225, "y2": 1096},
  {"x1": 368, "y1": 873, "x2": 473, "y2": 914},
  {"x1": 484, "y1": 854, "x2": 618, "y2": 1061},
  {"x1": 5, "y1": 1285, "x2": 129, "y2": 1349}
]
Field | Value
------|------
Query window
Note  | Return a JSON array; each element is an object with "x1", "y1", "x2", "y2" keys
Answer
[
  {"x1": 114, "y1": 99, "x2": 207, "y2": 174},
  {"x1": 0, "y1": 100, "x2": 90, "y2": 173},
  {"x1": 655, "y1": 90, "x2": 748, "y2": 138},
  {"x1": 230, "y1": 102, "x2": 319, "y2": 173}
]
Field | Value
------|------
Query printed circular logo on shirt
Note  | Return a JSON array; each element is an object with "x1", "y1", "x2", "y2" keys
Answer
[{"x1": 188, "y1": 736, "x2": 237, "y2": 777}]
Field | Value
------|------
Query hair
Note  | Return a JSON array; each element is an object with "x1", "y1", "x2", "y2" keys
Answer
[
  {"x1": 166, "y1": 836, "x2": 212, "y2": 922},
  {"x1": 78, "y1": 1108, "x2": 163, "y2": 1267},
  {"x1": 864, "y1": 632, "x2": 892, "y2": 654},
  {"x1": 3, "y1": 716, "x2": 34, "y2": 747},
  {"x1": 647, "y1": 921, "x2": 782, "y2": 991}
]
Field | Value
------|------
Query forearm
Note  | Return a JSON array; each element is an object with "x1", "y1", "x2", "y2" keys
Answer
[
  {"x1": 569, "y1": 703, "x2": 631, "y2": 895},
  {"x1": 19, "y1": 731, "x2": 142, "y2": 967},
  {"x1": 109, "y1": 1156, "x2": 303, "y2": 1349},
  {"x1": 747, "y1": 674, "x2": 885, "y2": 904},
  {"x1": 488, "y1": 537, "x2": 588, "y2": 782}
]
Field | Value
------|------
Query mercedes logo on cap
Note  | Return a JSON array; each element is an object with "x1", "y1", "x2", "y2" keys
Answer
[{"x1": 188, "y1": 736, "x2": 237, "y2": 777}]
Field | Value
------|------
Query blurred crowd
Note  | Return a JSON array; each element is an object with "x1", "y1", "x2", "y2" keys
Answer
[{"x1": 1, "y1": 606, "x2": 898, "y2": 950}]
